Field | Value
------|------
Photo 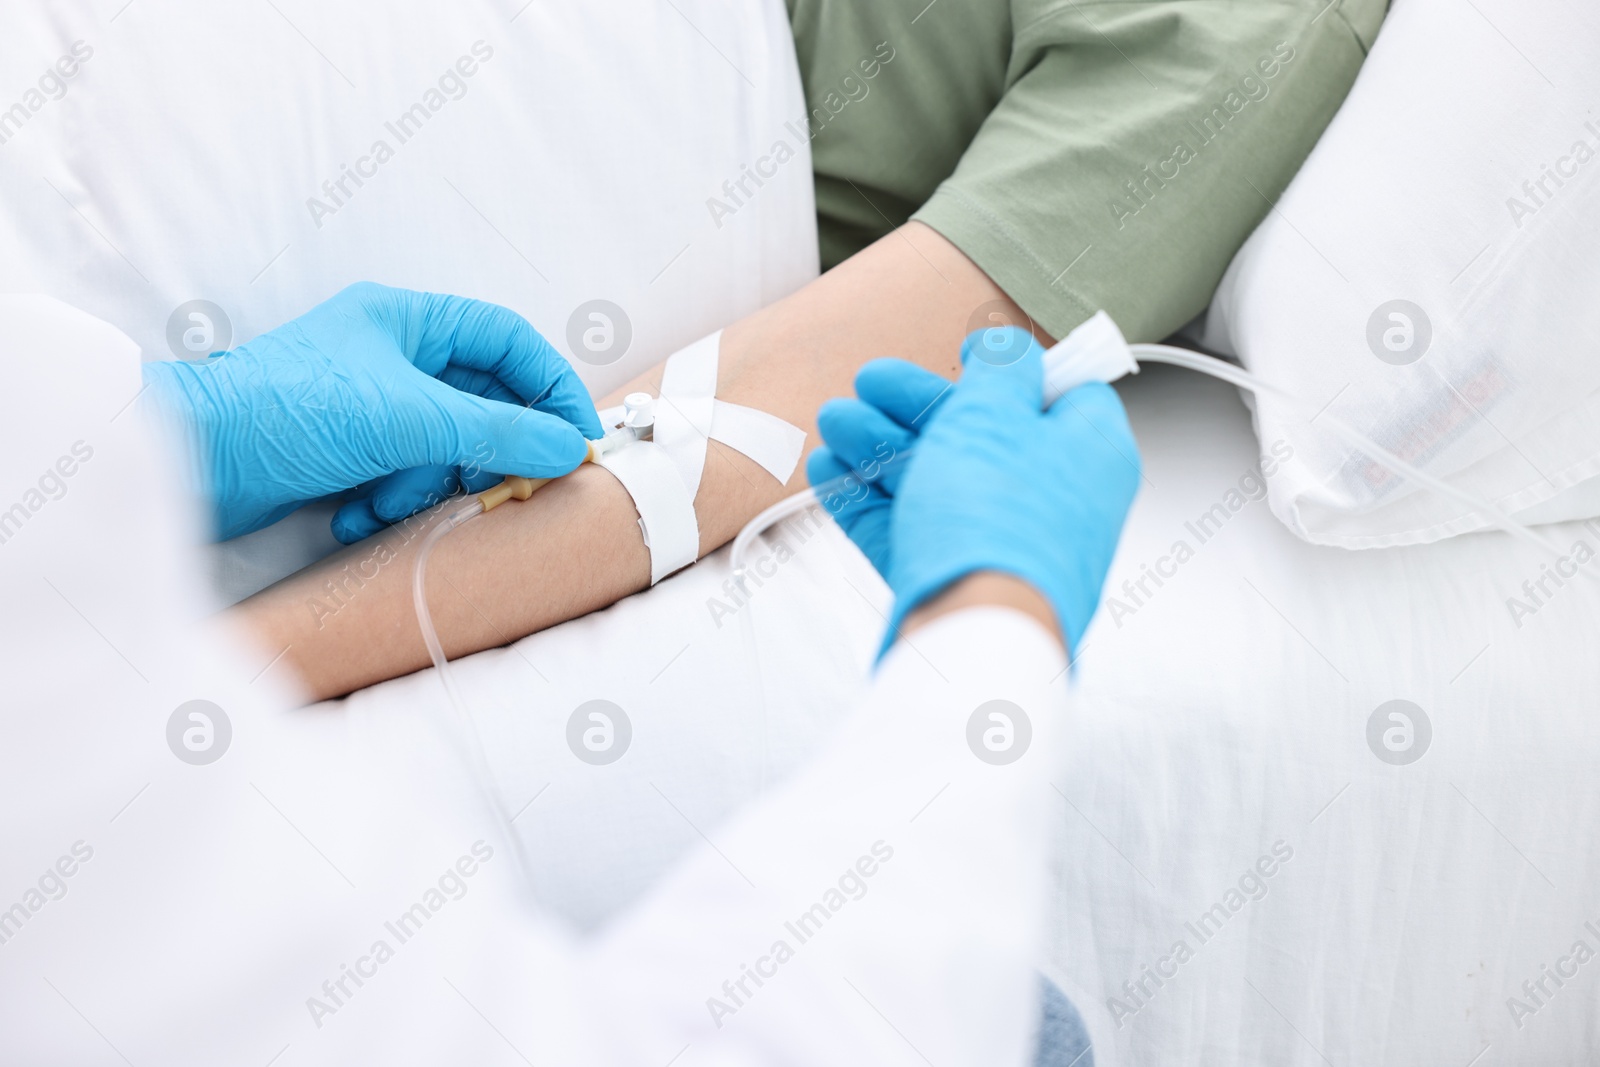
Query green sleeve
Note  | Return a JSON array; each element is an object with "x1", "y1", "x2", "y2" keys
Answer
[
  {"x1": 786, "y1": 0, "x2": 1014, "y2": 272},
  {"x1": 789, "y1": 0, "x2": 1386, "y2": 342}
]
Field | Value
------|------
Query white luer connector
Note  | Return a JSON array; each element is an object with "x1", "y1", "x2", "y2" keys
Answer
[
  {"x1": 1040, "y1": 310, "x2": 1139, "y2": 406},
  {"x1": 589, "y1": 392, "x2": 660, "y2": 463},
  {"x1": 622, "y1": 391, "x2": 656, "y2": 436}
]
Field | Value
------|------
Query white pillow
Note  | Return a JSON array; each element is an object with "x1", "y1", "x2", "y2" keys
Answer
[
  {"x1": 1204, "y1": 0, "x2": 1600, "y2": 547},
  {"x1": 0, "y1": 0, "x2": 813, "y2": 399},
  {"x1": 0, "y1": 0, "x2": 816, "y2": 599}
]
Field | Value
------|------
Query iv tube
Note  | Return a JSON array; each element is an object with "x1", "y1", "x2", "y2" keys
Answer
[{"x1": 730, "y1": 344, "x2": 1585, "y2": 578}]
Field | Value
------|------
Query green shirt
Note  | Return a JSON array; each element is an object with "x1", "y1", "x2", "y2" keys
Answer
[{"x1": 786, "y1": 0, "x2": 1386, "y2": 341}]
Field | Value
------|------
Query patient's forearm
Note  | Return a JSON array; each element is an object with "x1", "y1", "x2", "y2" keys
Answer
[{"x1": 233, "y1": 223, "x2": 1042, "y2": 700}]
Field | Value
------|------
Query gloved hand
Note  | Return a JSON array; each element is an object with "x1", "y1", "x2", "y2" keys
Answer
[
  {"x1": 807, "y1": 326, "x2": 1141, "y2": 654},
  {"x1": 142, "y1": 282, "x2": 603, "y2": 542}
]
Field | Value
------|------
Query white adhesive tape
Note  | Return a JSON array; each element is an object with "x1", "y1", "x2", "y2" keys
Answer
[
  {"x1": 599, "y1": 330, "x2": 807, "y2": 584},
  {"x1": 710, "y1": 401, "x2": 806, "y2": 485},
  {"x1": 653, "y1": 330, "x2": 720, "y2": 500},
  {"x1": 595, "y1": 442, "x2": 699, "y2": 585},
  {"x1": 600, "y1": 396, "x2": 806, "y2": 488}
]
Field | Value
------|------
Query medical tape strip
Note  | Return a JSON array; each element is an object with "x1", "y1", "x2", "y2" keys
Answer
[
  {"x1": 595, "y1": 442, "x2": 699, "y2": 585},
  {"x1": 597, "y1": 330, "x2": 806, "y2": 584},
  {"x1": 653, "y1": 330, "x2": 720, "y2": 500},
  {"x1": 600, "y1": 399, "x2": 806, "y2": 487},
  {"x1": 709, "y1": 401, "x2": 807, "y2": 484}
]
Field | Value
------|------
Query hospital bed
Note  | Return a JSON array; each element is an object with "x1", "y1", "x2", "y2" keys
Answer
[{"x1": 7, "y1": 0, "x2": 1598, "y2": 1062}]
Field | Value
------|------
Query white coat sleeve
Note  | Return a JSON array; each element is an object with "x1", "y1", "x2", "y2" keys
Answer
[{"x1": 564, "y1": 606, "x2": 1071, "y2": 1067}]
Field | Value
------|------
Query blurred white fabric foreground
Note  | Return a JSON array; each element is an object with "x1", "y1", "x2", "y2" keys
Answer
[{"x1": 0, "y1": 298, "x2": 1062, "y2": 1065}]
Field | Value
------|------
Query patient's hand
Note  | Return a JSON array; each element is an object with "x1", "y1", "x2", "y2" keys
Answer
[{"x1": 230, "y1": 223, "x2": 1049, "y2": 700}]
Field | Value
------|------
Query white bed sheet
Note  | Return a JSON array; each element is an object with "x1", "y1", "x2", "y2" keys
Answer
[
  {"x1": 1050, "y1": 367, "x2": 1600, "y2": 1065},
  {"x1": 335, "y1": 361, "x2": 1600, "y2": 1065}
]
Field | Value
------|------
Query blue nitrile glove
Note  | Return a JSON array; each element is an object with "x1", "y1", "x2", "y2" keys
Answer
[
  {"x1": 142, "y1": 282, "x2": 603, "y2": 542},
  {"x1": 807, "y1": 327, "x2": 1141, "y2": 654},
  {"x1": 806, "y1": 358, "x2": 952, "y2": 572}
]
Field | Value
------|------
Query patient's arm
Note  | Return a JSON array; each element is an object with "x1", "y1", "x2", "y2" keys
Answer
[{"x1": 232, "y1": 222, "x2": 1047, "y2": 700}]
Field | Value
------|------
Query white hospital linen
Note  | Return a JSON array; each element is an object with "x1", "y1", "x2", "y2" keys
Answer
[
  {"x1": 0, "y1": 297, "x2": 1067, "y2": 1065},
  {"x1": 1203, "y1": 0, "x2": 1600, "y2": 545}
]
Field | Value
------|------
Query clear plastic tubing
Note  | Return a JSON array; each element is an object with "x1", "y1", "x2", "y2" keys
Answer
[
  {"x1": 409, "y1": 496, "x2": 537, "y2": 879},
  {"x1": 1128, "y1": 343, "x2": 1578, "y2": 565},
  {"x1": 730, "y1": 343, "x2": 1583, "y2": 578},
  {"x1": 405, "y1": 410, "x2": 656, "y2": 884},
  {"x1": 412, "y1": 497, "x2": 489, "y2": 746}
]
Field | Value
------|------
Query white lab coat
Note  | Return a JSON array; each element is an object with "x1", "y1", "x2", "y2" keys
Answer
[{"x1": 0, "y1": 298, "x2": 1068, "y2": 1065}]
